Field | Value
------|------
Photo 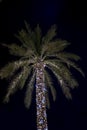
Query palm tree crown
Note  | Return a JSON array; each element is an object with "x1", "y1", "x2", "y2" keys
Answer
[{"x1": 0, "y1": 22, "x2": 84, "y2": 108}]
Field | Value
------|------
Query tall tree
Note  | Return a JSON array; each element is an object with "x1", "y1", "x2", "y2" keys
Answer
[{"x1": 0, "y1": 22, "x2": 84, "y2": 130}]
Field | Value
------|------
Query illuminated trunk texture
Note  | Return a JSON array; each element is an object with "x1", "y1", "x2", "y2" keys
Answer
[{"x1": 36, "y1": 62, "x2": 48, "y2": 130}]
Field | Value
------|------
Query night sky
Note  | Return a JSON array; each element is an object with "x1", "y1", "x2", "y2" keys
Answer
[{"x1": 0, "y1": 0, "x2": 87, "y2": 130}]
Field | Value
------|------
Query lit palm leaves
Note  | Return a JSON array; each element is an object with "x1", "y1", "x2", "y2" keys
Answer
[
  {"x1": 24, "y1": 71, "x2": 36, "y2": 108},
  {"x1": 0, "y1": 22, "x2": 84, "y2": 108}
]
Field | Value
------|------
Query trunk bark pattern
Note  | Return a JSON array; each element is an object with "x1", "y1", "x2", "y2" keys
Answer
[{"x1": 36, "y1": 62, "x2": 48, "y2": 130}]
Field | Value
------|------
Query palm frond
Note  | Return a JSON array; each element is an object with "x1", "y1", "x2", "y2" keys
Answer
[
  {"x1": 24, "y1": 21, "x2": 32, "y2": 34},
  {"x1": 3, "y1": 68, "x2": 25, "y2": 102},
  {"x1": 15, "y1": 29, "x2": 36, "y2": 52},
  {"x1": 0, "y1": 59, "x2": 32, "y2": 79},
  {"x1": 56, "y1": 55, "x2": 84, "y2": 77},
  {"x1": 33, "y1": 24, "x2": 42, "y2": 54},
  {"x1": 0, "y1": 61, "x2": 22, "y2": 79},
  {"x1": 0, "y1": 62, "x2": 15, "y2": 79},
  {"x1": 2, "y1": 43, "x2": 26, "y2": 57},
  {"x1": 44, "y1": 70, "x2": 56, "y2": 101},
  {"x1": 45, "y1": 91, "x2": 50, "y2": 109},
  {"x1": 46, "y1": 65, "x2": 72, "y2": 99},
  {"x1": 45, "y1": 60, "x2": 79, "y2": 89},
  {"x1": 16, "y1": 66, "x2": 32, "y2": 90},
  {"x1": 41, "y1": 40, "x2": 70, "y2": 58},
  {"x1": 42, "y1": 25, "x2": 57, "y2": 44},
  {"x1": 67, "y1": 61, "x2": 84, "y2": 77},
  {"x1": 45, "y1": 60, "x2": 60, "y2": 71},
  {"x1": 61, "y1": 84, "x2": 72, "y2": 99},
  {"x1": 57, "y1": 52, "x2": 81, "y2": 61},
  {"x1": 24, "y1": 71, "x2": 36, "y2": 108},
  {"x1": 34, "y1": 24, "x2": 42, "y2": 45}
]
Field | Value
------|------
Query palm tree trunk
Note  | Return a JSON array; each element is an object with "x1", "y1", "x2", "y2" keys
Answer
[{"x1": 36, "y1": 62, "x2": 48, "y2": 130}]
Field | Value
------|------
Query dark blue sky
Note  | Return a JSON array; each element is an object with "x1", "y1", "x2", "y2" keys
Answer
[
  {"x1": 0, "y1": 0, "x2": 87, "y2": 130},
  {"x1": 30, "y1": 0, "x2": 64, "y2": 24}
]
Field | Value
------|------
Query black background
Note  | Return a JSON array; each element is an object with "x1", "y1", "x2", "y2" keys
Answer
[{"x1": 0, "y1": 0, "x2": 87, "y2": 130}]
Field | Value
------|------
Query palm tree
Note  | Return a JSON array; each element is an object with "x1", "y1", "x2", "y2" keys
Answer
[{"x1": 0, "y1": 22, "x2": 84, "y2": 130}]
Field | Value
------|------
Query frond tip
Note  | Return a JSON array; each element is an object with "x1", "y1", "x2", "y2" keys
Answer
[
  {"x1": 61, "y1": 85, "x2": 72, "y2": 99},
  {"x1": 0, "y1": 62, "x2": 15, "y2": 79},
  {"x1": 2, "y1": 43, "x2": 26, "y2": 57},
  {"x1": 42, "y1": 24, "x2": 57, "y2": 44}
]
